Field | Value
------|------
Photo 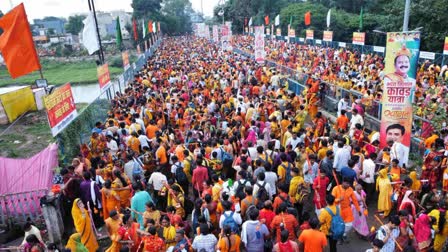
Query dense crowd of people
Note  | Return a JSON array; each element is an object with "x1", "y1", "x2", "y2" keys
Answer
[
  {"x1": 17, "y1": 36, "x2": 448, "y2": 252},
  {"x1": 235, "y1": 35, "x2": 448, "y2": 139}
]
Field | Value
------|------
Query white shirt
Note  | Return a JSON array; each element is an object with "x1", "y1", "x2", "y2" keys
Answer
[
  {"x1": 247, "y1": 147, "x2": 258, "y2": 161},
  {"x1": 361, "y1": 159, "x2": 375, "y2": 183},
  {"x1": 219, "y1": 210, "x2": 242, "y2": 229},
  {"x1": 253, "y1": 180, "x2": 273, "y2": 200},
  {"x1": 138, "y1": 135, "x2": 151, "y2": 149},
  {"x1": 350, "y1": 114, "x2": 364, "y2": 129},
  {"x1": 171, "y1": 161, "x2": 183, "y2": 175},
  {"x1": 264, "y1": 171, "x2": 278, "y2": 195},
  {"x1": 107, "y1": 140, "x2": 118, "y2": 155},
  {"x1": 391, "y1": 142, "x2": 409, "y2": 167},
  {"x1": 333, "y1": 148, "x2": 351, "y2": 172},
  {"x1": 21, "y1": 225, "x2": 43, "y2": 245},
  {"x1": 148, "y1": 172, "x2": 167, "y2": 191},
  {"x1": 337, "y1": 98, "x2": 349, "y2": 117}
]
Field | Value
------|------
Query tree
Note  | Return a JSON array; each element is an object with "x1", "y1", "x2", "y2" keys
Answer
[
  {"x1": 65, "y1": 15, "x2": 86, "y2": 35},
  {"x1": 132, "y1": 0, "x2": 162, "y2": 20},
  {"x1": 160, "y1": 0, "x2": 194, "y2": 34}
]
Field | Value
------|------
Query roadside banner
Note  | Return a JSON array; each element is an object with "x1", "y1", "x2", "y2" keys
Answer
[
  {"x1": 254, "y1": 26, "x2": 265, "y2": 64},
  {"x1": 221, "y1": 24, "x2": 232, "y2": 51},
  {"x1": 323, "y1": 31, "x2": 333, "y2": 42},
  {"x1": 213, "y1": 25, "x2": 219, "y2": 42},
  {"x1": 288, "y1": 25, "x2": 295, "y2": 37},
  {"x1": 352, "y1": 32, "x2": 365, "y2": 45},
  {"x1": 97, "y1": 63, "x2": 112, "y2": 93},
  {"x1": 444, "y1": 37, "x2": 448, "y2": 55},
  {"x1": 122, "y1": 51, "x2": 130, "y2": 70},
  {"x1": 276, "y1": 28, "x2": 281, "y2": 36},
  {"x1": 306, "y1": 30, "x2": 314, "y2": 40},
  {"x1": 43, "y1": 83, "x2": 78, "y2": 136},
  {"x1": 380, "y1": 31, "x2": 421, "y2": 166}
]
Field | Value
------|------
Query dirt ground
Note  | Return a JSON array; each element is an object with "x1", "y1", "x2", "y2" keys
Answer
[{"x1": 0, "y1": 110, "x2": 54, "y2": 158}]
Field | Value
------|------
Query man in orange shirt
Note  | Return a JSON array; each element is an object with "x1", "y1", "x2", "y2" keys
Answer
[
  {"x1": 273, "y1": 182, "x2": 293, "y2": 213},
  {"x1": 331, "y1": 178, "x2": 361, "y2": 241},
  {"x1": 240, "y1": 186, "x2": 255, "y2": 217},
  {"x1": 299, "y1": 217, "x2": 327, "y2": 252},
  {"x1": 155, "y1": 139, "x2": 168, "y2": 173},
  {"x1": 334, "y1": 109, "x2": 349, "y2": 133},
  {"x1": 270, "y1": 202, "x2": 299, "y2": 242},
  {"x1": 146, "y1": 120, "x2": 159, "y2": 139}
]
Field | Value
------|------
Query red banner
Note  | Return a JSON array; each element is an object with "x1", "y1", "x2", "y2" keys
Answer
[
  {"x1": 352, "y1": 32, "x2": 365, "y2": 45},
  {"x1": 43, "y1": 83, "x2": 77, "y2": 136},
  {"x1": 444, "y1": 37, "x2": 448, "y2": 55},
  {"x1": 323, "y1": 31, "x2": 333, "y2": 42},
  {"x1": 306, "y1": 30, "x2": 314, "y2": 40},
  {"x1": 97, "y1": 64, "x2": 111, "y2": 93},
  {"x1": 122, "y1": 51, "x2": 130, "y2": 70}
]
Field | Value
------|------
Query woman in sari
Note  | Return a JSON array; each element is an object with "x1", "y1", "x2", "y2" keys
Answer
[
  {"x1": 118, "y1": 214, "x2": 141, "y2": 252},
  {"x1": 72, "y1": 198, "x2": 99, "y2": 252},
  {"x1": 414, "y1": 214, "x2": 433, "y2": 251},
  {"x1": 376, "y1": 168, "x2": 393, "y2": 217},
  {"x1": 428, "y1": 204, "x2": 448, "y2": 252},
  {"x1": 101, "y1": 179, "x2": 121, "y2": 220},
  {"x1": 161, "y1": 215, "x2": 177, "y2": 250},
  {"x1": 409, "y1": 171, "x2": 421, "y2": 193},
  {"x1": 105, "y1": 210, "x2": 123, "y2": 252},
  {"x1": 352, "y1": 184, "x2": 369, "y2": 237},
  {"x1": 112, "y1": 169, "x2": 131, "y2": 208},
  {"x1": 65, "y1": 233, "x2": 88, "y2": 252},
  {"x1": 399, "y1": 190, "x2": 416, "y2": 217}
]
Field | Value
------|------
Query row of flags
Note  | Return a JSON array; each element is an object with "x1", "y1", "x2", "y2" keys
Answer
[{"x1": 246, "y1": 8, "x2": 364, "y2": 31}]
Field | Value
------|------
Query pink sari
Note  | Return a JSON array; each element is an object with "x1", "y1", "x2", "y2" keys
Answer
[{"x1": 351, "y1": 190, "x2": 369, "y2": 236}]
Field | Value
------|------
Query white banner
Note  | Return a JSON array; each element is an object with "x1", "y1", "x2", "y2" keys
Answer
[
  {"x1": 221, "y1": 24, "x2": 232, "y2": 51},
  {"x1": 254, "y1": 26, "x2": 265, "y2": 64},
  {"x1": 373, "y1": 46, "x2": 385, "y2": 53},
  {"x1": 315, "y1": 39, "x2": 322, "y2": 44},
  {"x1": 213, "y1": 25, "x2": 219, "y2": 43},
  {"x1": 419, "y1": 51, "x2": 435, "y2": 60},
  {"x1": 339, "y1": 42, "x2": 346, "y2": 48},
  {"x1": 204, "y1": 25, "x2": 210, "y2": 40},
  {"x1": 299, "y1": 38, "x2": 304, "y2": 42}
]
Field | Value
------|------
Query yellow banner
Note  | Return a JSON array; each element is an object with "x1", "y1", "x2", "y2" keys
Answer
[{"x1": 0, "y1": 86, "x2": 37, "y2": 123}]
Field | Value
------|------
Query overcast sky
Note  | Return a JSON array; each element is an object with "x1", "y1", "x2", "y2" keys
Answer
[{"x1": 0, "y1": 0, "x2": 220, "y2": 22}]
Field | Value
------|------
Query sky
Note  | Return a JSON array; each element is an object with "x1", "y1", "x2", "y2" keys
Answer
[{"x1": 0, "y1": 0, "x2": 220, "y2": 22}]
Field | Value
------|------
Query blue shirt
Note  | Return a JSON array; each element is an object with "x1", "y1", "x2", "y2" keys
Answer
[
  {"x1": 340, "y1": 167, "x2": 357, "y2": 186},
  {"x1": 131, "y1": 190, "x2": 153, "y2": 229}
]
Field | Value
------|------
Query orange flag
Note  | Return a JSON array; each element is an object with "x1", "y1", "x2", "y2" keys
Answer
[
  {"x1": 0, "y1": 3, "x2": 41, "y2": 79},
  {"x1": 264, "y1": 15, "x2": 269, "y2": 25},
  {"x1": 304, "y1": 11, "x2": 311, "y2": 26},
  {"x1": 148, "y1": 20, "x2": 153, "y2": 33}
]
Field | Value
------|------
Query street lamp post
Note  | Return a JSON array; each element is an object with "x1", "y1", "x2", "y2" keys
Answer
[{"x1": 403, "y1": 0, "x2": 410, "y2": 32}]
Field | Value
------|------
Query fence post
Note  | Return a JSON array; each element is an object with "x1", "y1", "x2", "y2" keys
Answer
[{"x1": 41, "y1": 195, "x2": 64, "y2": 247}]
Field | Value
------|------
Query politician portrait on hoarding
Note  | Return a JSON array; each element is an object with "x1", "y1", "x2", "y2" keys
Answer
[
  {"x1": 386, "y1": 123, "x2": 409, "y2": 167},
  {"x1": 384, "y1": 45, "x2": 416, "y2": 84}
]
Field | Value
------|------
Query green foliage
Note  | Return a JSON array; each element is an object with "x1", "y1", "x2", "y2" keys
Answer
[
  {"x1": 132, "y1": 0, "x2": 162, "y2": 20},
  {"x1": 160, "y1": 0, "x2": 193, "y2": 35},
  {"x1": 65, "y1": 15, "x2": 86, "y2": 35}
]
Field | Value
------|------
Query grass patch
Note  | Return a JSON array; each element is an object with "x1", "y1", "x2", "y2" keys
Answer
[{"x1": 0, "y1": 60, "x2": 123, "y2": 87}]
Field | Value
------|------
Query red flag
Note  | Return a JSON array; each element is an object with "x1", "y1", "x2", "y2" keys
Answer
[
  {"x1": 304, "y1": 11, "x2": 311, "y2": 26},
  {"x1": 264, "y1": 15, "x2": 269, "y2": 25},
  {"x1": 132, "y1": 18, "x2": 138, "y2": 41},
  {"x1": 0, "y1": 3, "x2": 41, "y2": 79},
  {"x1": 148, "y1": 20, "x2": 153, "y2": 33}
]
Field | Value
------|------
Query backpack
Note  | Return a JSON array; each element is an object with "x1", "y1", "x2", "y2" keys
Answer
[
  {"x1": 174, "y1": 163, "x2": 188, "y2": 184},
  {"x1": 222, "y1": 212, "x2": 239, "y2": 233},
  {"x1": 326, "y1": 206, "x2": 345, "y2": 240},
  {"x1": 256, "y1": 182, "x2": 269, "y2": 204},
  {"x1": 235, "y1": 180, "x2": 247, "y2": 198},
  {"x1": 278, "y1": 194, "x2": 293, "y2": 208},
  {"x1": 132, "y1": 158, "x2": 144, "y2": 176},
  {"x1": 295, "y1": 183, "x2": 310, "y2": 205},
  {"x1": 281, "y1": 163, "x2": 292, "y2": 185},
  {"x1": 187, "y1": 156, "x2": 197, "y2": 175},
  {"x1": 220, "y1": 147, "x2": 234, "y2": 166}
]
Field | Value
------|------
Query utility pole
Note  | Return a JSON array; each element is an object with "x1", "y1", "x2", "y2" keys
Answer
[
  {"x1": 403, "y1": 0, "x2": 410, "y2": 32},
  {"x1": 88, "y1": 0, "x2": 105, "y2": 64}
]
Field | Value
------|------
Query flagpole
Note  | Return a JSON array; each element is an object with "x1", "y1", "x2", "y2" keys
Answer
[{"x1": 88, "y1": 0, "x2": 105, "y2": 64}]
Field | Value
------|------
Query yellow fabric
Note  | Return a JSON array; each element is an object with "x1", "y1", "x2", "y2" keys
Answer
[
  {"x1": 71, "y1": 199, "x2": 99, "y2": 252},
  {"x1": 105, "y1": 216, "x2": 123, "y2": 252},
  {"x1": 428, "y1": 209, "x2": 448, "y2": 252},
  {"x1": 319, "y1": 204, "x2": 337, "y2": 235},
  {"x1": 163, "y1": 225, "x2": 176, "y2": 249},
  {"x1": 409, "y1": 171, "x2": 421, "y2": 191},
  {"x1": 289, "y1": 175, "x2": 304, "y2": 203},
  {"x1": 0, "y1": 86, "x2": 37, "y2": 122},
  {"x1": 376, "y1": 169, "x2": 392, "y2": 215}
]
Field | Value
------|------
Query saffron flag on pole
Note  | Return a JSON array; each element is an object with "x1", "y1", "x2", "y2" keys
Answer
[
  {"x1": 0, "y1": 3, "x2": 41, "y2": 78},
  {"x1": 304, "y1": 11, "x2": 311, "y2": 26},
  {"x1": 132, "y1": 18, "x2": 138, "y2": 41},
  {"x1": 148, "y1": 20, "x2": 153, "y2": 33},
  {"x1": 116, "y1": 17, "x2": 122, "y2": 49},
  {"x1": 264, "y1": 15, "x2": 269, "y2": 25},
  {"x1": 275, "y1": 15, "x2": 280, "y2": 26},
  {"x1": 82, "y1": 12, "x2": 100, "y2": 55}
]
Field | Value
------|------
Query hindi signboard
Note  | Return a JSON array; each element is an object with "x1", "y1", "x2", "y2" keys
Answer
[
  {"x1": 276, "y1": 28, "x2": 281, "y2": 36},
  {"x1": 380, "y1": 32, "x2": 420, "y2": 167},
  {"x1": 323, "y1": 31, "x2": 333, "y2": 42},
  {"x1": 213, "y1": 25, "x2": 219, "y2": 42},
  {"x1": 122, "y1": 51, "x2": 130, "y2": 70},
  {"x1": 352, "y1": 32, "x2": 366, "y2": 45},
  {"x1": 306, "y1": 30, "x2": 314, "y2": 40},
  {"x1": 97, "y1": 63, "x2": 112, "y2": 93},
  {"x1": 44, "y1": 83, "x2": 78, "y2": 136},
  {"x1": 254, "y1": 26, "x2": 265, "y2": 64}
]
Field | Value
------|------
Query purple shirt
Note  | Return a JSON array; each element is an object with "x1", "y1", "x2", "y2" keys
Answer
[{"x1": 79, "y1": 180, "x2": 101, "y2": 207}]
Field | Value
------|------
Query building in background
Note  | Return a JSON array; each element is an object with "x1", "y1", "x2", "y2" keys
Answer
[
  {"x1": 33, "y1": 17, "x2": 67, "y2": 34},
  {"x1": 96, "y1": 10, "x2": 131, "y2": 39}
]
